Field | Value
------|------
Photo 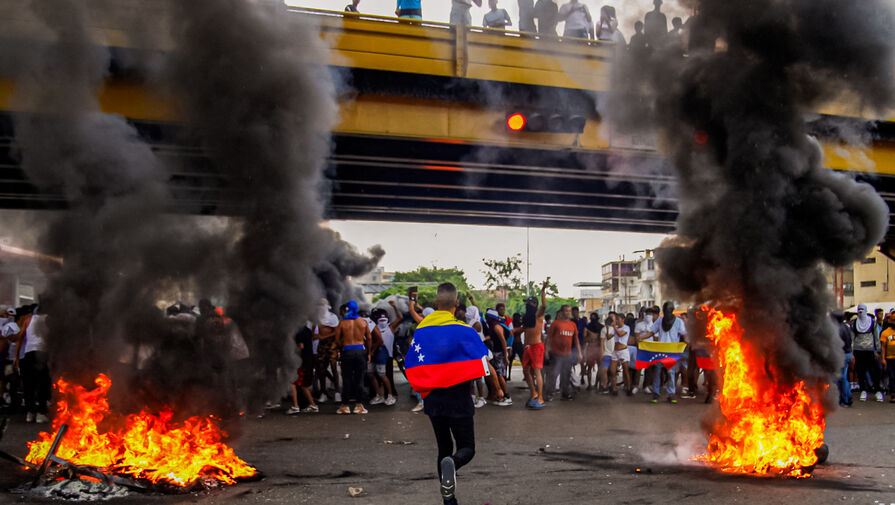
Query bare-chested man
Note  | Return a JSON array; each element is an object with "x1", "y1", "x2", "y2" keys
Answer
[
  {"x1": 522, "y1": 281, "x2": 548, "y2": 409},
  {"x1": 334, "y1": 300, "x2": 371, "y2": 415}
]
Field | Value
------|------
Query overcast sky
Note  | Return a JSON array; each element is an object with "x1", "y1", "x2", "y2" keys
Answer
[
  {"x1": 290, "y1": 0, "x2": 694, "y2": 38},
  {"x1": 328, "y1": 220, "x2": 667, "y2": 297}
]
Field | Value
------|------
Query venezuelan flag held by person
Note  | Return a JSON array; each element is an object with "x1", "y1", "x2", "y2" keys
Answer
[{"x1": 636, "y1": 340, "x2": 688, "y2": 370}]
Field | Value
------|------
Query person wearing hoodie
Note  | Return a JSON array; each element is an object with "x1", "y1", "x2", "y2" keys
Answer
[{"x1": 851, "y1": 304, "x2": 884, "y2": 402}]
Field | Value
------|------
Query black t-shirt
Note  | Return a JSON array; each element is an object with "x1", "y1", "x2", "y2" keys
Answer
[
  {"x1": 295, "y1": 327, "x2": 314, "y2": 368},
  {"x1": 838, "y1": 322, "x2": 853, "y2": 354},
  {"x1": 424, "y1": 381, "x2": 474, "y2": 418}
]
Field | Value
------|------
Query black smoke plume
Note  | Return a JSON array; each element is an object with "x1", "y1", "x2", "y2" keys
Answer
[
  {"x1": 5, "y1": 0, "x2": 383, "y2": 418},
  {"x1": 611, "y1": 0, "x2": 893, "y2": 388}
]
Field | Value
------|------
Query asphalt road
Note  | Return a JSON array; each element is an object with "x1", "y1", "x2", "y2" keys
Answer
[{"x1": 1, "y1": 369, "x2": 893, "y2": 505}]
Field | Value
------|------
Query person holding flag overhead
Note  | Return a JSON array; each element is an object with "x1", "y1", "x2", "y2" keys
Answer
[
  {"x1": 637, "y1": 301, "x2": 688, "y2": 404},
  {"x1": 405, "y1": 282, "x2": 489, "y2": 505}
]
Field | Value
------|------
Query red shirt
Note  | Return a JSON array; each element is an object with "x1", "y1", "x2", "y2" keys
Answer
[{"x1": 548, "y1": 320, "x2": 577, "y2": 356}]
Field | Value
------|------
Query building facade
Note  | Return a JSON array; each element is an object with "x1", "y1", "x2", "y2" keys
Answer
[{"x1": 852, "y1": 249, "x2": 895, "y2": 305}]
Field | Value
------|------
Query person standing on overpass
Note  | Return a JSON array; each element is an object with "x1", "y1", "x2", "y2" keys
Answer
[
  {"x1": 483, "y1": 0, "x2": 512, "y2": 29},
  {"x1": 396, "y1": 0, "x2": 422, "y2": 20},
  {"x1": 451, "y1": 0, "x2": 483, "y2": 26}
]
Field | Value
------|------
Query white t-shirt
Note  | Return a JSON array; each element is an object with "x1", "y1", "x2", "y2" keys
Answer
[
  {"x1": 613, "y1": 324, "x2": 630, "y2": 347},
  {"x1": 23, "y1": 314, "x2": 45, "y2": 354},
  {"x1": 3, "y1": 320, "x2": 20, "y2": 360},
  {"x1": 376, "y1": 317, "x2": 396, "y2": 357},
  {"x1": 600, "y1": 326, "x2": 615, "y2": 356},
  {"x1": 649, "y1": 316, "x2": 687, "y2": 343},
  {"x1": 634, "y1": 318, "x2": 652, "y2": 343},
  {"x1": 559, "y1": 2, "x2": 591, "y2": 31}
]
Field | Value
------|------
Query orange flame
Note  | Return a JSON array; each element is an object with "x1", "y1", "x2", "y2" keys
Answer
[
  {"x1": 25, "y1": 374, "x2": 256, "y2": 487},
  {"x1": 699, "y1": 309, "x2": 825, "y2": 477}
]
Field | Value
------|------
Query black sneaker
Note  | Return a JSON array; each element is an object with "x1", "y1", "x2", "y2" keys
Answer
[
  {"x1": 668, "y1": 397, "x2": 678, "y2": 404},
  {"x1": 440, "y1": 457, "x2": 456, "y2": 501}
]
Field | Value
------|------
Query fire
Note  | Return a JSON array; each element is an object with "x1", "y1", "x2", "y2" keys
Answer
[
  {"x1": 699, "y1": 310, "x2": 825, "y2": 477},
  {"x1": 25, "y1": 374, "x2": 256, "y2": 487}
]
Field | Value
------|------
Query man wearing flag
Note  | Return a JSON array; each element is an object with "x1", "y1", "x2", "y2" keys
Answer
[
  {"x1": 636, "y1": 301, "x2": 688, "y2": 404},
  {"x1": 404, "y1": 282, "x2": 489, "y2": 505}
]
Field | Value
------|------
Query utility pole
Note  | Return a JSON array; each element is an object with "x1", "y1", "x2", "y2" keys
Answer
[{"x1": 526, "y1": 227, "x2": 531, "y2": 295}]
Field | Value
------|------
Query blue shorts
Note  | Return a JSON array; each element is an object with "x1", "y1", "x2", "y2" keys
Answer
[
  {"x1": 601, "y1": 355, "x2": 612, "y2": 368},
  {"x1": 367, "y1": 347, "x2": 389, "y2": 375}
]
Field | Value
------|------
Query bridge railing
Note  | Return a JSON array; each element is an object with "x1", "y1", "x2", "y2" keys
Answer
[{"x1": 288, "y1": 7, "x2": 615, "y2": 91}]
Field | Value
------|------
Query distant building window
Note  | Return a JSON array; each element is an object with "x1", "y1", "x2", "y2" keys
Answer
[
  {"x1": 861, "y1": 257, "x2": 876, "y2": 264},
  {"x1": 647, "y1": 259, "x2": 655, "y2": 271},
  {"x1": 860, "y1": 280, "x2": 877, "y2": 287}
]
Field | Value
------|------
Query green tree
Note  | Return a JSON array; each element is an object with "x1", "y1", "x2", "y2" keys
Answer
[
  {"x1": 373, "y1": 266, "x2": 470, "y2": 307},
  {"x1": 481, "y1": 254, "x2": 524, "y2": 300}
]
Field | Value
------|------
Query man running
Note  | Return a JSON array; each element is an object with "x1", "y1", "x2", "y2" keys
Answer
[
  {"x1": 522, "y1": 281, "x2": 548, "y2": 408},
  {"x1": 334, "y1": 301, "x2": 371, "y2": 415},
  {"x1": 405, "y1": 282, "x2": 488, "y2": 505}
]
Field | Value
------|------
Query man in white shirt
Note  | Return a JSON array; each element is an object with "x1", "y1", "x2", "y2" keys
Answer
[
  {"x1": 19, "y1": 307, "x2": 50, "y2": 423},
  {"x1": 645, "y1": 302, "x2": 687, "y2": 403},
  {"x1": 450, "y1": 0, "x2": 483, "y2": 26},
  {"x1": 557, "y1": 0, "x2": 592, "y2": 39},
  {"x1": 609, "y1": 313, "x2": 632, "y2": 395}
]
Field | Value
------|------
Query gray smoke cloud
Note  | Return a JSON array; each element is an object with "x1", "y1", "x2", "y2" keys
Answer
[
  {"x1": 6, "y1": 0, "x2": 383, "y2": 418},
  {"x1": 611, "y1": 0, "x2": 894, "y2": 389}
]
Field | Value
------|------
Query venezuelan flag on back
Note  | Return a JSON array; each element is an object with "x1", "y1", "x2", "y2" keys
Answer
[
  {"x1": 636, "y1": 341, "x2": 688, "y2": 370},
  {"x1": 405, "y1": 311, "x2": 489, "y2": 399}
]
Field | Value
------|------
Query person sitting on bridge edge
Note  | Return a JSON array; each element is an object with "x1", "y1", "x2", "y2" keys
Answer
[
  {"x1": 451, "y1": 0, "x2": 483, "y2": 26},
  {"x1": 483, "y1": 0, "x2": 512, "y2": 29},
  {"x1": 344, "y1": 0, "x2": 360, "y2": 13},
  {"x1": 403, "y1": 282, "x2": 489, "y2": 505},
  {"x1": 396, "y1": 0, "x2": 422, "y2": 20}
]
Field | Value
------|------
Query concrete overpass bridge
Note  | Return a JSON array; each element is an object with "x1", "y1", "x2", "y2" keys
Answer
[{"x1": 1, "y1": 7, "x2": 894, "y2": 242}]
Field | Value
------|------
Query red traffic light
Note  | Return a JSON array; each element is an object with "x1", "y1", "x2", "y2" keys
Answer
[{"x1": 507, "y1": 113, "x2": 526, "y2": 131}]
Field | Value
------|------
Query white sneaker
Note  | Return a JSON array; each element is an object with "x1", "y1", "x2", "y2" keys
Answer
[
  {"x1": 631, "y1": 387, "x2": 639, "y2": 395},
  {"x1": 265, "y1": 401, "x2": 281, "y2": 410},
  {"x1": 25, "y1": 412, "x2": 35, "y2": 423},
  {"x1": 474, "y1": 398, "x2": 485, "y2": 408},
  {"x1": 35, "y1": 414, "x2": 49, "y2": 424},
  {"x1": 644, "y1": 386, "x2": 653, "y2": 395},
  {"x1": 301, "y1": 405, "x2": 319, "y2": 413},
  {"x1": 317, "y1": 393, "x2": 328, "y2": 403},
  {"x1": 334, "y1": 392, "x2": 342, "y2": 403},
  {"x1": 370, "y1": 395, "x2": 385, "y2": 405},
  {"x1": 411, "y1": 401, "x2": 424, "y2": 412},
  {"x1": 875, "y1": 392, "x2": 885, "y2": 402},
  {"x1": 494, "y1": 398, "x2": 511, "y2": 407},
  {"x1": 286, "y1": 406, "x2": 302, "y2": 415},
  {"x1": 384, "y1": 396, "x2": 397, "y2": 406},
  {"x1": 859, "y1": 391, "x2": 868, "y2": 401}
]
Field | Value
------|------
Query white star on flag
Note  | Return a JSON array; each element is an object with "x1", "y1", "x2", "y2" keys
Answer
[
  {"x1": 414, "y1": 344, "x2": 421, "y2": 352},
  {"x1": 418, "y1": 354, "x2": 425, "y2": 362}
]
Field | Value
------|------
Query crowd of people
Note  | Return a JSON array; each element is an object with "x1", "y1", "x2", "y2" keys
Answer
[
  {"x1": 284, "y1": 289, "x2": 895, "y2": 416},
  {"x1": 834, "y1": 304, "x2": 895, "y2": 405},
  {"x1": 3, "y1": 292, "x2": 892, "y2": 424},
  {"x1": 1, "y1": 304, "x2": 50, "y2": 424},
  {"x1": 343, "y1": 0, "x2": 690, "y2": 52}
]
